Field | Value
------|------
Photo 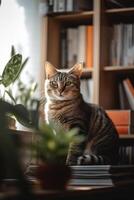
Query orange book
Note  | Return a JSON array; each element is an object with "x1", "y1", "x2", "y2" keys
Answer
[
  {"x1": 106, "y1": 110, "x2": 134, "y2": 135},
  {"x1": 106, "y1": 110, "x2": 134, "y2": 126},
  {"x1": 116, "y1": 125, "x2": 132, "y2": 135},
  {"x1": 86, "y1": 25, "x2": 93, "y2": 68}
]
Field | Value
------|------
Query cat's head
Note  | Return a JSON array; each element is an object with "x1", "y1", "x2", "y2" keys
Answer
[{"x1": 44, "y1": 62, "x2": 83, "y2": 101}]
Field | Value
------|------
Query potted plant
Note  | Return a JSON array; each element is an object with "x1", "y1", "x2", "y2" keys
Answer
[
  {"x1": 31, "y1": 123, "x2": 83, "y2": 190},
  {"x1": 0, "y1": 45, "x2": 29, "y2": 129},
  {"x1": 0, "y1": 46, "x2": 39, "y2": 129}
]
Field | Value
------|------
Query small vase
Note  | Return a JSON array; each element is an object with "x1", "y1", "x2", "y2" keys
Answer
[{"x1": 36, "y1": 163, "x2": 72, "y2": 190}]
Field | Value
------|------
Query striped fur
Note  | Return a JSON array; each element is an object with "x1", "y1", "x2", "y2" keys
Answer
[{"x1": 44, "y1": 62, "x2": 119, "y2": 165}]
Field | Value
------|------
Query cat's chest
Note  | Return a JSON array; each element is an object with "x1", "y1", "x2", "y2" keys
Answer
[{"x1": 45, "y1": 101, "x2": 73, "y2": 124}]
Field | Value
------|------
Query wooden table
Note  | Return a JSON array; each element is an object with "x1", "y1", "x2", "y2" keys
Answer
[{"x1": 1, "y1": 179, "x2": 134, "y2": 200}]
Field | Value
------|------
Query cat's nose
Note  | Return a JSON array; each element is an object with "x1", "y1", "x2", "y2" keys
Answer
[
  {"x1": 58, "y1": 90, "x2": 63, "y2": 96},
  {"x1": 58, "y1": 87, "x2": 65, "y2": 96}
]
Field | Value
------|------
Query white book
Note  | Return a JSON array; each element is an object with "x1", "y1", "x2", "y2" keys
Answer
[
  {"x1": 87, "y1": 78, "x2": 93, "y2": 103},
  {"x1": 58, "y1": 0, "x2": 66, "y2": 12},
  {"x1": 80, "y1": 79, "x2": 89, "y2": 103},
  {"x1": 77, "y1": 25, "x2": 86, "y2": 66},
  {"x1": 67, "y1": 28, "x2": 78, "y2": 67},
  {"x1": 66, "y1": 0, "x2": 73, "y2": 11}
]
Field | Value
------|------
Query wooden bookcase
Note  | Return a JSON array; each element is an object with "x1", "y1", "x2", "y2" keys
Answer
[{"x1": 41, "y1": 0, "x2": 134, "y2": 111}]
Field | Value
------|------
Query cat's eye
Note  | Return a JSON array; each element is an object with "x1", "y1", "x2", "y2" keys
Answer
[
  {"x1": 50, "y1": 81, "x2": 58, "y2": 88},
  {"x1": 66, "y1": 81, "x2": 72, "y2": 86}
]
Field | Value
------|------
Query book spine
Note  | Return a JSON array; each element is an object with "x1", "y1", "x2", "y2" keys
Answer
[
  {"x1": 106, "y1": 110, "x2": 134, "y2": 126},
  {"x1": 86, "y1": 25, "x2": 93, "y2": 68}
]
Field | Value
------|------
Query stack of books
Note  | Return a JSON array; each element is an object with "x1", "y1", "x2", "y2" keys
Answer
[{"x1": 69, "y1": 165, "x2": 134, "y2": 186}]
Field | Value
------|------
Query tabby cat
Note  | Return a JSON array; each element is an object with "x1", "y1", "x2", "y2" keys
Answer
[{"x1": 44, "y1": 62, "x2": 119, "y2": 165}]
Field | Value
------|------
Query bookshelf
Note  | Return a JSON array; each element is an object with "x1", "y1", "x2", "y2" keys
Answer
[{"x1": 41, "y1": 0, "x2": 134, "y2": 118}]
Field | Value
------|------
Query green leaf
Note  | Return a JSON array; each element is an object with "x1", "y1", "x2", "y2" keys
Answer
[
  {"x1": 1, "y1": 54, "x2": 22, "y2": 87},
  {"x1": 11, "y1": 45, "x2": 16, "y2": 57}
]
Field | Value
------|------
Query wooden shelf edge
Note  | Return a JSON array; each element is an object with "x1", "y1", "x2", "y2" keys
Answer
[
  {"x1": 105, "y1": 7, "x2": 134, "y2": 14},
  {"x1": 47, "y1": 11, "x2": 94, "y2": 20},
  {"x1": 104, "y1": 66, "x2": 134, "y2": 71},
  {"x1": 119, "y1": 135, "x2": 134, "y2": 139}
]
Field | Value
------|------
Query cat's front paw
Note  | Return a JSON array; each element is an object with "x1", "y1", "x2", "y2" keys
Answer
[{"x1": 77, "y1": 155, "x2": 92, "y2": 165}]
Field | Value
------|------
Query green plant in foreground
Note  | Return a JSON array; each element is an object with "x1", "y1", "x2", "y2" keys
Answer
[{"x1": 32, "y1": 123, "x2": 83, "y2": 164}]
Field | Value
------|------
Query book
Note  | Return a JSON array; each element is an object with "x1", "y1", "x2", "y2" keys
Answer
[
  {"x1": 106, "y1": 110, "x2": 134, "y2": 135},
  {"x1": 77, "y1": 26, "x2": 86, "y2": 66},
  {"x1": 116, "y1": 125, "x2": 134, "y2": 135},
  {"x1": 118, "y1": 82, "x2": 130, "y2": 109},
  {"x1": 122, "y1": 79, "x2": 134, "y2": 110},
  {"x1": 70, "y1": 165, "x2": 134, "y2": 174},
  {"x1": 86, "y1": 25, "x2": 93, "y2": 68},
  {"x1": 69, "y1": 175, "x2": 134, "y2": 186},
  {"x1": 106, "y1": 110, "x2": 134, "y2": 126},
  {"x1": 73, "y1": 0, "x2": 93, "y2": 11},
  {"x1": 67, "y1": 28, "x2": 78, "y2": 67},
  {"x1": 66, "y1": 0, "x2": 73, "y2": 12},
  {"x1": 106, "y1": 0, "x2": 134, "y2": 9},
  {"x1": 69, "y1": 165, "x2": 134, "y2": 186}
]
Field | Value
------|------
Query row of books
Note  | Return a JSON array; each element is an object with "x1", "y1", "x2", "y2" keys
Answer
[
  {"x1": 60, "y1": 25, "x2": 93, "y2": 68},
  {"x1": 69, "y1": 165, "x2": 134, "y2": 186},
  {"x1": 47, "y1": 0, "x2": 93, "y2": 14},
  {"x1": 110, "y1": 23, "x2": 134, "y2": 66},
  {"x1": 118, "y1": 78, "x2": 134, "y2": 110},
  {"x1": 119, "y1": 146, "x2": 134, "y2": 165}
]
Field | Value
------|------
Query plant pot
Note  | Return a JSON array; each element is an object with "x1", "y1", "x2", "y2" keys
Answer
[{"x1": 36, "y1": 163, "x2": 72, "y2": 190}]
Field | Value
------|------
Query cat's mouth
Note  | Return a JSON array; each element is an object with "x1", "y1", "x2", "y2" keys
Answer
[{"x1": 53, "y1": 93, "x2": 65, "y2": 100}]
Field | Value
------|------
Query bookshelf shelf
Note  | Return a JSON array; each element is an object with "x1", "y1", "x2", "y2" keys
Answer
[
  {"x1": 50, "y1": 11, "x2": 94, "y2": 21},
  {"x1": 48, "y1": 11, "x2": 94, "y2": 25},
  {"x1": 119, "y1": 135, "x2": 134, "y2": 139},
  {"x1": 104, "y1": 66, "x2": 134, "y2": 72},
  {"x1": 106, "y1": 7, "x2": 134, "y2": 14}
]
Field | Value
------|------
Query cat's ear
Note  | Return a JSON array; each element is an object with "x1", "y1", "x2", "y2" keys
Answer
[
  {"x1": 69, "y1": 63, "x2": 83, "y2": 77},
  {"x1": 45, "y1": 62, "x2": 57, "y2": 79}
]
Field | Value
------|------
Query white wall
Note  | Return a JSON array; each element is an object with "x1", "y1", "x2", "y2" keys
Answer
[{"x1": 0, "y1": 0, "x2": 47, "y2": 98}]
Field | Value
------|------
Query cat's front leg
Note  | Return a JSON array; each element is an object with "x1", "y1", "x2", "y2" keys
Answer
[{"x1": 77, "y1": 154, "x2": 110, "y2": 165}]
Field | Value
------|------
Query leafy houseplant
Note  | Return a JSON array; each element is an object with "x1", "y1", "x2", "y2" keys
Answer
[
  {"x1": 0, "y1": 46, "x2": 29, "y2": 129},
  {"x1": 0, "y1": 46, "x2": 29, "y2": 104},
  {"x1": 0, "y1": 46, "x2": 39, "y2": 129},
  {"x1": 31, "y1": 123, "x2": 83, "y2": 190}
]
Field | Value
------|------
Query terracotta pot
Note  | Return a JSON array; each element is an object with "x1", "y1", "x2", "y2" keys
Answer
[{"x1": 36, "y1": 163, "x2": 72, "y2": 190}]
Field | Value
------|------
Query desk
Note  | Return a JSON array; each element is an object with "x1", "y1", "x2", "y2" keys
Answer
[{"x1": 1, "y1": 180, "x2": 134, "y2": 200}]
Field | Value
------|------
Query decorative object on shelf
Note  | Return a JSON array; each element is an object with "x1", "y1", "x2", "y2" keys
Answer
[{"x1": 31, "y1": 123, "x2": 83, "y2": 190}]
